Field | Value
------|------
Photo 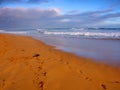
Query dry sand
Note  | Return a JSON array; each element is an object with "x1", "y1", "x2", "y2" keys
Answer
[{"x1": 0, "y1": 34, "x2": 120, "y2": 90}]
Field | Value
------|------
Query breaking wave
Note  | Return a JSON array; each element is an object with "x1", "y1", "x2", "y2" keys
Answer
[
  {"x1": 0, "y1": 30, "x2": 28, "y2": 34},
  {"x1": 40, "y1": 31, "x2": 120, "y2": 39}
]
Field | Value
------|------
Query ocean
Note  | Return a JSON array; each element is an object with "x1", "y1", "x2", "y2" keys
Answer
[{"x1": 0, "y1": 27, "x2": 120, "y2": 66}]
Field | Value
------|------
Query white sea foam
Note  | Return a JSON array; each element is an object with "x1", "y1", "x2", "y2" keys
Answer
[
  {"x1": 5, "y1": 31, "x2": 27, "y2": 34},
  {"x1": 0, "y1": 30, "x2": 28, "y2": 34},
  {"x1": 43, "y1": 31, "x2": 120, "y2": 38},
  {"x1": 0, "y1": 30, "x2": 5, "y2": 32}
]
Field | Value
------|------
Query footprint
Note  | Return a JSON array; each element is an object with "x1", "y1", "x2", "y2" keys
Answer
[
  {"x1": 38, "y1": 66, "x2": 42, "y2": 71},
  {"x1": 66, "y1": 62, "x2": 69, "y2": 65},
  {"x1": 59, "y1": 59, "x2": 63, "y2": 62},
  {"x1": 21, "y1": 49, "x2": 25, "y2": 52},
  {"x1": 36, "y1": 77, "x2": 40, "y2": 80},
  {"x1": 109, "y1": 81, "x2": 120, "y2": 84},
  {"x1": 12, "y1": 82, "x2": 15, "y2": 84},
  {"x1": 114, "y1": 81, "x2": 120, "y2": 83},
  {"x1": 41, "y1": 72, "x2": 47, "y2": 76},
  {"x1": 2, "y1": 79, "x2": 6, "y2": 87},
  {"x1": 101, "y1": 84, "x2": 107, "y2": 89},
  {"x1": 85, "y1": 77, "x2": 92, "y2": 81},
  {"x1": 38, "y1": 81, "x2": 44, "y2": 90},
  {"x1": 79, "y1": 70, "x2": 83, "y2": 74},
  {"x1": 65, "y1": 62, "x2": 72, "y2": 70},
  {"x1": 40, "y1": 61, "x2": 44, "y2": 64}
]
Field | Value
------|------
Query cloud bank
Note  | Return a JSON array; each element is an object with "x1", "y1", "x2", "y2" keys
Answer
[{"x1": 0, "y1": 7, "x2": 120, "y2": 28}]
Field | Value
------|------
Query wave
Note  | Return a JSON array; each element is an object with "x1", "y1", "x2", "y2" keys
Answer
[
  {"x1": 0, "y1": 30, "x2": 28, "y2": 34},
  {"x1": 0, "y1": 28, "x2": 120, "y2": 39},
  {"x1": 42, "y1": 31, "x2": 120, "y2": 39}
]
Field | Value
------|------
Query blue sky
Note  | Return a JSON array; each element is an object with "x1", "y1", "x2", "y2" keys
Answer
[
  {"x1": 45, "y1": 0, "x2": 120, "y2": 13},
  {"x1": 0, "y1": 0, "x2": 120, "y2": 28},
  {"x1": 3, "y1": 0, "x2": 120, "y2": 13}
]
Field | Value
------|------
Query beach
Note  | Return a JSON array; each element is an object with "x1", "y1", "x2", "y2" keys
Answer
[{"x1": 0, "y1": 33, "x2": 120, "y2": 90}]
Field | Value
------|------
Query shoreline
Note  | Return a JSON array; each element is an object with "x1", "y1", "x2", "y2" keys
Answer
[
  {"x1": 32, "y1": 34, "x2": 120, "y2": 67},
  {"x1": 0, "y1": 33, "x2": 120, "y2": 90}
]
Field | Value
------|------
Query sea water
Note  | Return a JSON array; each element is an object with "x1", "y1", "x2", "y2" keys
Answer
[{"x1": 0, "y1": 28, "x2": 120, "y2": 66}]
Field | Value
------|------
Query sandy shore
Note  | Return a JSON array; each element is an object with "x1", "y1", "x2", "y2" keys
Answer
[{"x1": 0, "y1": 34, "x2": 120, "y2": 90}]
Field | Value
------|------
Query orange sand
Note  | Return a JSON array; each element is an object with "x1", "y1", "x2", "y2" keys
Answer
[{"x1": 0, "y1": 34, "x2": 120, "y2": 90}]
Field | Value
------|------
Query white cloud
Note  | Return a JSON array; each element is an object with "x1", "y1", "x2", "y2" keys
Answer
[
  {"x1": 60, "y1": 19, "x2": 70, "y2": 22},
  {"x1": 0, "y1": 7, "x2": 120, "y2": 28}
]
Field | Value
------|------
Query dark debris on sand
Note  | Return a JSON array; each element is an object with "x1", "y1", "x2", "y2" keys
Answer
[
  {"x1": 101, "y1": 84, "x2": 107, "y2": 89},
  {"x1": 33, "y1": 54, "x2": 40, "y2": 57}
]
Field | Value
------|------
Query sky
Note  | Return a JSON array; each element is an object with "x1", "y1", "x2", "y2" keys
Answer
[{"x1": 0, "y1": 0, "x2": 120, "y2": 28}]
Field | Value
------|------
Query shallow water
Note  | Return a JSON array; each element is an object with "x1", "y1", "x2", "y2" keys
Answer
[{"x1": 32, "y1": 35, "x2": 120, "y2": 67}]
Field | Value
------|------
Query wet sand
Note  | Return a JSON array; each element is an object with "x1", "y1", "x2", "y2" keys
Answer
[{"x1": 0, "y1": 33, "x2": 120, "y2": 90}]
